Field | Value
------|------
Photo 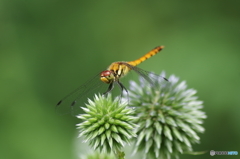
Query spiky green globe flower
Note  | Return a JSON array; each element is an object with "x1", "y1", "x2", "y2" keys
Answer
[
  {"x1": 76, "y1": 94, "x2": 137, "y2": 157},
  {"x1": 127, "y1": 72, "x2": 207, "y2": 159}
]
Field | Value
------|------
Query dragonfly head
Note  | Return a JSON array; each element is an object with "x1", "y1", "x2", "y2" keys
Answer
[{"x1": 100, "y1": 70, "x2": 115, "y2": 84}]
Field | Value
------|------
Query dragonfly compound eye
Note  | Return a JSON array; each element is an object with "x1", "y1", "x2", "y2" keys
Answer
[{"x1": 100, "y1": 70, "x2": 114, "y2": 84}]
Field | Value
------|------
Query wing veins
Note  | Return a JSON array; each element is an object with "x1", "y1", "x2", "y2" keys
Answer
[{"x1": 56, "y1": 73, "x2": 103, "y2": 107}]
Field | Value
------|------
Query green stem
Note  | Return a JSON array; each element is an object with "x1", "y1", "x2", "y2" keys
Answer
[{"x1": 115, "y1": 149, "x2": 125, "y2": 159}]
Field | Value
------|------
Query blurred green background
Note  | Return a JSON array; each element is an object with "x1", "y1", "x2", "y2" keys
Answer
[{"x1": 1, "y1": 0, "x2": 239, "y2": 159}]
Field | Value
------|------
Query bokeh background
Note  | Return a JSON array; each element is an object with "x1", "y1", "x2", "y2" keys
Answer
[{"x1": 1, "y1": 0, "x2": 239, "y2": 159}]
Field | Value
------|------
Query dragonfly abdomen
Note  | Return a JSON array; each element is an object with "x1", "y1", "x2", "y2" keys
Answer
[{"x1": 127, "y1": 46, "x2": 164, "y2": 66}]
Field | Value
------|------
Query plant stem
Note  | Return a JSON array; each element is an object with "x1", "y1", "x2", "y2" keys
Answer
[{"x1": 115, "y1": 149, "x2": 125, "y2": 159}]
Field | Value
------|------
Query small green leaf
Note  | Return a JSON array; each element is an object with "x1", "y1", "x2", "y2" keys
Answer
[
  {"x1": 165, "y1": 139, "x2": 173, "y2": 153},
  {"x1": 163, "y1": 125, "x2": 173, "y2": 141},
  {"x1": 100, "y1": 134, "x2": 106, "y2": 146},
  {"x1": 98, "y1": 127, "x2": 105, "y2": 135},
  {"x1": 172, "y1": 127, "x2": 183, "y2": 142},
  {"x1": 145, "y1": 128, "x2": 153, "y2": 141},
  {"x1": 145, "y1": 139, "x2": 153, "y2": 153},
  {"x1": 165, "y1": 116, "x2": 177, "y2": 127},
  {"x1": 153, "y1": 131, "x2": 162, "y2": 149},
  {"x1": 145, "y1": 118, "x2": 152, "y2": 128},
  {"x1": 110, "y1": 125, "x2": 118, "y2": 133},
  {"x1": 154, "y1": 121, "x2": 162, "y2": 135},
  {"x1": 158, "y1": 112, "x2": 165, "y2": 123},
  {"x1": 118, "y1": 127, "x2": 131, "y2": 139},
  {"x1": 104, "y1": 122, "x2": 110, "y2": 130},
  {"x1": 136, "y1": 130, "x2": 145, "y2": 146}
]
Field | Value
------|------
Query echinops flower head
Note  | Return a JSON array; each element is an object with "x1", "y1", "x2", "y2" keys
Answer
[{"x1": 126, "y1": 72, "x2": 207, "y2": 159}]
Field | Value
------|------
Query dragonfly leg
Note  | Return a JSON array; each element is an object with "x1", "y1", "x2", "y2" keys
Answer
[
  {"x1": 103, "y1": 82, "x2": 114, "y2": 95},
  {"x1": 116, "y1": 81, "x2": 129, "y2": 104},
  {"x1": 117, "y1": 81, "x2": 128, "y2": 94}
]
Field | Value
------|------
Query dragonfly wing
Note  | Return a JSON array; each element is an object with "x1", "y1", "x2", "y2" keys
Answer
[
  {"x1": 122, "y1": 63, "x2": 168, "y2": 86},
  {"x1": 56, "y1": 73, "x2": 106, "y2": 115}
]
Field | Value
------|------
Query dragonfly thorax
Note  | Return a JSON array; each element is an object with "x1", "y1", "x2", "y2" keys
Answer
[{"x1": 100, "y1": 62, "x2": 131, "y2": 84}]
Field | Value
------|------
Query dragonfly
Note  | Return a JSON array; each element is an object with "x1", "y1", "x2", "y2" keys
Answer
[{"x1": 56, "y1": 46, "x2": 168, "y2": 114}]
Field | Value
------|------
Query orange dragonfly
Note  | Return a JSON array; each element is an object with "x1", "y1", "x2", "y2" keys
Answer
[{"x1": 56, "y1": 46, "x2": 168, "y2": 114}]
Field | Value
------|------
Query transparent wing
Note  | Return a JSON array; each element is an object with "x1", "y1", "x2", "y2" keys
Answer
[
  {"x1": 122, "y1": 63, "x2": 168, "y2": 85},
  {"x1": 55, "y1": 73, "x2": 107, "y2": 115}
]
